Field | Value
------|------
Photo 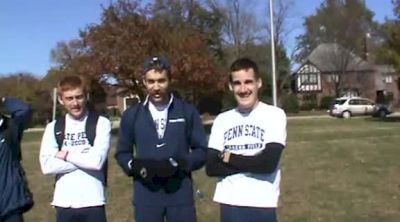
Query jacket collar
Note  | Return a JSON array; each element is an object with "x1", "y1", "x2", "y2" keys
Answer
[{"x1": 143, "y1": 93, "x2": 174, "y2": 108}]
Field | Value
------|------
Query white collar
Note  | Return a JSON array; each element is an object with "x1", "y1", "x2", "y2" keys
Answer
[
  {"x1": 143, "y1": 93, "x2": 174, "y2": 108},
  {"x1": 66, "y1": 110, "x2": 88, "y2": 122}
]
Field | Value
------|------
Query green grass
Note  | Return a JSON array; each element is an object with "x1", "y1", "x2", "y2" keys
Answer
[{"x1": 20, "y1": 117, "x2": 400, "y2": 221}]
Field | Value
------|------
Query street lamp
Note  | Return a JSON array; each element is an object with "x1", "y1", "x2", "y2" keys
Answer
[{"x1": 269, "y1": 0, "x2": 277, "y2": 106}]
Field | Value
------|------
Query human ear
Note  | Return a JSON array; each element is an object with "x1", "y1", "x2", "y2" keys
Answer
[{"x1": 58, "y1": 96, "x2": 64, "y2": 105}]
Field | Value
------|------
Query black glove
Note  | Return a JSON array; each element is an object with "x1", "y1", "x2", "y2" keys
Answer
[
  {"x1": 176, "y1": 158, "x2": 189, "y2": 172},
  {"x1": 131, "y1": 158, "x2": 178, "y2": 180},
  {"x1": 154, "y1": 158, "x2": 178, "y2": 178}
]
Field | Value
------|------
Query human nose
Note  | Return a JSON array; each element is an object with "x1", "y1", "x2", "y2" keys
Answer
[
  {"x1": 153, "y1": 82, "x2": 161, "y2": 90},
  {"x1": 238, "y1": 83, "x2": 246, "y2": 93},
  {"x1": 71, "y1": 98, "x2": 79, "y2": 106}
]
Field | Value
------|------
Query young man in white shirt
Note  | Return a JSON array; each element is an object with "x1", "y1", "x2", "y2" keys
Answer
[
  {"x1": 206, "y1": 58, "x2": 287, "y2": 222},
  {"x1": 39, "y1": 75, "x2": 112, "y2": 222}
]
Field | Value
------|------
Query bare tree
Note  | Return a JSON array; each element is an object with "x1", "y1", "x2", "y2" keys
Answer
[{"x1": 208, "y1": 0, "x2": 262, "y2": 58}]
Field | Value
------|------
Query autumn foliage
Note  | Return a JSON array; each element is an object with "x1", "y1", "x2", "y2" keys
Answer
[{"x1": 50, "y1": 0, "x2": 226, "y2": 103}]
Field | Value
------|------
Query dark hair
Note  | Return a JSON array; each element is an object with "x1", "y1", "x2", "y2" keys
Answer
[
  {"x1": 143, "y1": 56, "x2": 171, "y2": 79},
  {"x1": 229, "y1": 58, "x2": 259, "y2": 82}
]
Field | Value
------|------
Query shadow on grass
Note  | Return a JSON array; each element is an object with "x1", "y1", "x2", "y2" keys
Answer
[
  {"x1": 366, "y1": 116, "x2": 400, "y2": 122},
  {"x1": 111, "y1": 127, "x2": 119, "y2": 136}
]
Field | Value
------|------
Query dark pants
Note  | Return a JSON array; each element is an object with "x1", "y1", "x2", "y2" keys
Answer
[
  {"x1": 55, "y1": 206, "x2": 106, "y2": 222},
  {"x1": 134, "y1": 204, "x2": 196, "y2": 222},
  {"x1": 220, "y1": 204, "x2": 277, "y2": 222},
  {"x1": 0, "y1": 213, "x2": 23, "y2": 222}
]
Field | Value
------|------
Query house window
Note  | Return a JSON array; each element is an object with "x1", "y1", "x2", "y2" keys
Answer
[
  {"x1": 296, "y1": 64, "x2": 321, "y2": 92},
  {"x1": 340, "y1": 88, "x2": 359, "y2": 97},
  {"x1": 123, "y1": 95, "x2": 140, "y2": 111},
  {"x1": 327, "y1": 74, "x2": 339, "y2": 83},
  {"x1": 300, "y1": 73, "x2": 318, "y2": 84},
  {"x1": 383, "y1": 75, "x2": 393, "y2": 83}
]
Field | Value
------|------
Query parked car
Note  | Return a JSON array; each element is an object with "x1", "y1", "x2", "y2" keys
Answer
[{"x1": 328, "y1": 97, "x2": 375, "y2": 118}]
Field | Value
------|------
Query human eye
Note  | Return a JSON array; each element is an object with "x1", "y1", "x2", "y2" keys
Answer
[
  {"x1": 232, "y1": 80, "x2": 241, "y2": 86},
  {"x1": 147, "y1": 79, "x2": 155, "y2": 84},
  {"x1": 244, "y1": 80, "x2": 254, "y2": 85},
  {"x1": 158, "y1": 78, "x2": 167, "y2": 84}
]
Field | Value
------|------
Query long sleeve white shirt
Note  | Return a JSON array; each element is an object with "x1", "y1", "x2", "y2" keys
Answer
[{"x1": 39, "y1": 113, "x2": 112, "y2": 208}]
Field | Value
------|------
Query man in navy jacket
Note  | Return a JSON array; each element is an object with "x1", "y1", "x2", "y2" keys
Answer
[
  {"x1": 0, "y1": 97, "x2": 33, "y2": 222},
  {"x1": 115, "y1": 56, "x2": 207, "y2": 222}
]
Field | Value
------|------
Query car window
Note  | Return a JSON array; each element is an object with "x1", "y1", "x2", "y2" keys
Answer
[
  {"x1": 334, "y1": 99, "x2": 347, "y2": 105},
  {"x1": 349, "y1": 99, "x2": 359, "y2": 105},
  {"x1": 359, "y1": 99, "x2": 373, "y2": 105}
]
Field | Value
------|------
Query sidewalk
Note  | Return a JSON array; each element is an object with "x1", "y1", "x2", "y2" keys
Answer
[{"x1": 25, "y1": 112, "x2": 400, "y2": 132}]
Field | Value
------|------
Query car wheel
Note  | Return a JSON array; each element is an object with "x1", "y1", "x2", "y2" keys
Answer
[
  {"x1": 378, "y1": 110, "x2": 387, "y2": 118},
  {"x1": 342, "y1": 111, "x2": 351, "y2": 118}
]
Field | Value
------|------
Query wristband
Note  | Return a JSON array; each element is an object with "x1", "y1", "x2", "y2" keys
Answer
[{"x1": 63, "y1": 151, "x2": 69, "y2": 161}]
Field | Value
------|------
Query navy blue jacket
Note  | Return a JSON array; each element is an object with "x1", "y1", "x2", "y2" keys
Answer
[
  {"x1": 115, "y1": 96, "x2": 207, "y2": 206},
  {"x1": 0, "y1": 97, "x2": 33, "y2": 218}
]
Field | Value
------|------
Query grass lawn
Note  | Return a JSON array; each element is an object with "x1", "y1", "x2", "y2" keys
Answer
[{"x1": 20, "y1": 117, "x2": 400, "y2": 222}]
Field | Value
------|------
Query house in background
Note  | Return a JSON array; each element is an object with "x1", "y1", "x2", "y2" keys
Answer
[
  {"x1": 103, "y1": 85, "x2": 141, "y2": 114},
  {"x1": 292, "y1": 43, "x2": 399, "y2": 107}
]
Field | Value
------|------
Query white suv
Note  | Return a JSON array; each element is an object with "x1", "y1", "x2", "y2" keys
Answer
[{"x1": 328, "y1": 97, "x2": 375, "y2": 118}]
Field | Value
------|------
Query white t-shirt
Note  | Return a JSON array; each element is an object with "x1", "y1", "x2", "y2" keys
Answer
[
  {"x1": 208, "y1": 102, "x2": 287, "y2": 208},
  {"x1": 148, "y1": 96, "x2": 173, "y2": 139},
  {"x1": 39, "y1": 113, "x2": 112, "y2": 208}
]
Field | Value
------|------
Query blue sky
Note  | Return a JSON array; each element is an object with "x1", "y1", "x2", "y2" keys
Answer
[{"x1": 0, "y1": 0, "x2": 395, "y2": 77}]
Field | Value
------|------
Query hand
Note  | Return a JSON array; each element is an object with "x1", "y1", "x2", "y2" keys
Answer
[
  {"x1": 154, "y1": 159, "x2": 178, "y2": 178},
  {"x1": 222, "y1": 151, "x2": 231, "y2": 163},
  {"x1": 55, "y1": 150, "x2": 69, "y2": 161},
  {"x1": 132, "y1": 159, "x2": 178, "y2": 179}
]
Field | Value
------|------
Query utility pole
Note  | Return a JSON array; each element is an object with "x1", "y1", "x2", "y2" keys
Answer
[
  {"x1": 269, "y1": 0, "x2": 277, "y2": 106},
  {"x1": 52, "y1": 88, "x2": 57, "y2": 121}
]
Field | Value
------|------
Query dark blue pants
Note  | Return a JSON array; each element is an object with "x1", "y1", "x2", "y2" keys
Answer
[
  {"x1": 55, "y1": 206, "x2": 106, "y2": 222},
  {"x1": 220, "y1": 204, "x2": 277, "y2": 222},
  {"x1": 134, "y1": 204, "x2": 196, "y2": 222},
  {"x1": 0, "y1": 213, "x2": 23, "y2": 222}
]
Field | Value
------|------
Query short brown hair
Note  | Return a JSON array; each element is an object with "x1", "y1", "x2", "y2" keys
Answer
[
  {"x1": 57, "y1": 75, "x2": 86, "y2": 96},
  {"x1": 229, "y1": 58, "x2": 260, "y2": 82}
]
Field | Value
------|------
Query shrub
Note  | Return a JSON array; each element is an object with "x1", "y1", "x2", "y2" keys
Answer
[
  {"x1": 300, "y1": 94, "x2": 318, "y2": 111},
  {"x1": 281, "y1": 94, "x2": 299, "y2": 113},
  {"x1": 320, "y1": 96, "x2": 335, "y2": 109}
]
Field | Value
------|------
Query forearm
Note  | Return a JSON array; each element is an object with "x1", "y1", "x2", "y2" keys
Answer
[
  {"x1": 206, "y1": 159, "x2": 241, "y2": 177},
  {"x1": 67, "y1": 120, "x2": 111, "y2": 170},
  {"x1": 180, "y1": 147, "x2": 207, "y2": 172},
  {"x1": 182, "y1": 110, "x2": 208, "y2": 172},
  {"x1": 115, "y1": 110, "x2": 136, "y2": 176},
  {"x1": 40, "y1": 155, "x2": 78, "y2": 175},
  {"x1": 115, "y1": 135, "x2": 135, "y2": 176},
  {"x1": 205, "y1": 148, "x2": 241, "y2": 177},
  {"x1": 3, "y1": 96, "x2": 32, "y2": 120},
  {"x1": 40, "y1": 126, "x2": 77, "y2": 175},
  {"x1": 226, "y1": 143, "x2": 284, "y2": 174},
  {"x1": 3, "y1": 97, "x2": 32, "y2": 132},
  {"x1": 66, "y1": 151, "x2": 105, "y2": 171}
]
